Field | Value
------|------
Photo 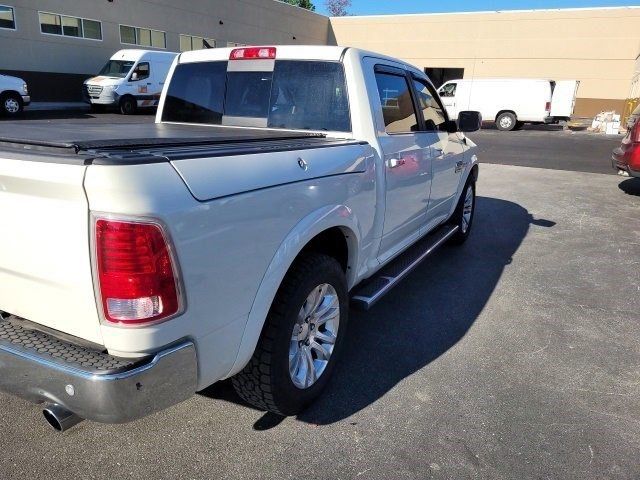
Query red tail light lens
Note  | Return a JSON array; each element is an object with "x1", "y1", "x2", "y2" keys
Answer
[
  {"x1": 229, "y1": 47, "x2": 276, "y2": 60},
  {"x1": 95, "y1": 218, "x2": 182, "y2": 326},
  {"x1": 545, "y1": 102, "x2": 551, "y2": 112}
]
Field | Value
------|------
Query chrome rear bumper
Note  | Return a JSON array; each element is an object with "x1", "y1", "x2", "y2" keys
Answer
[{"x1": 0, "y1": 317, "x2": 197, "y2": 424}]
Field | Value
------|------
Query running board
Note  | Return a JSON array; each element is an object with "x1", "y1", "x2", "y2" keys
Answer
[{"x1": 350, "y1": 224, "x2": 459, "y2": 311}]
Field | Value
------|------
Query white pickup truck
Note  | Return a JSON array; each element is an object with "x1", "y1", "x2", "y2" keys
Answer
[{"x1": 0, "y1": 46, "x2": 480, "y2": 431}]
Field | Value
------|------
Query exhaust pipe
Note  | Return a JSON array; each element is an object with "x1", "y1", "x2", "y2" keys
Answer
[{"x1": 43, "y1": 404, "x2": 84, "y2": 432}]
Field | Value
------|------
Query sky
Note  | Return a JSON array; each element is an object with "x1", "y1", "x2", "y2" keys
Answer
[{"x1": 314, "y1": 0, "x2": 637, "y2": 16}]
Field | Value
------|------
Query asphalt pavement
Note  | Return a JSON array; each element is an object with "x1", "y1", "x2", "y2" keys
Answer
[{"x1": 0, "y1": 112, "x2": 638, "y2": 479}]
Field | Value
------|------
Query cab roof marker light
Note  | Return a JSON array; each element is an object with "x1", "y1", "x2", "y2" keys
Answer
[{"x1": 229, "y1": 47, "x2": 276, "y2": 60}]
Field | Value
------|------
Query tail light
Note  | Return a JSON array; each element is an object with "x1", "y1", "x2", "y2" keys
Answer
[
  {"x1": 229, "y1": 47, "x2": 276, "y2": 60},
  {"x1": 545, "y1": 102, "x2": 551, "y2": 112},
  {"x1": 94, "y1": 217, "x2": 183, "y2": 326}
]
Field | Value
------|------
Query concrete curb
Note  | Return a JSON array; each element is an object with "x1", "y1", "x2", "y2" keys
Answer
[{"x1": 26, "y1": 102, "x2": 90, "y2": 112}]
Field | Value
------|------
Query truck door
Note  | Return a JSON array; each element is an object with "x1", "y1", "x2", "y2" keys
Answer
[
  {"x1": 551, "y1": 80, "x2": 580, "y2": 120},
  {"x1": 438, "y1": 82, "x2": 458, "y2": 118},
  {"x1": 129, "y1": 61, "x2": 151, "y2": 106},
  {"x1": 412, "y1": 76, "x2": 467, "y2": 223},
  {"x1": 371, "y1": 63, "x2": 434, "y2": 258}
]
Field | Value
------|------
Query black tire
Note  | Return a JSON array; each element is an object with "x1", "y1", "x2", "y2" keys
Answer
[
  {"x1": 119, "y1": 96, "x2": 137, "y2": 115},
  {"x1": 496, "y1": 112, "x2": 517, "y2": 131},
  {"x1": 1, "y1": 92, "x2": 23, "y2": 117},
  {"x1": 232, "y1": 253, "x2": 349, "y2": 415},
  {"x1": 514, "y1": 121, "x2": 525, "y2": 130},
  {"x1": 448, "y1": 177, "x2": 476, "y2": 245}
]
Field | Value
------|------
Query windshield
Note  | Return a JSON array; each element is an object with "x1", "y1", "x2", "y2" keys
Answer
[
  {"x1": 98, "y1": 60, "x2": 135, "y2": 78},
  {"x1": 162, "y1": 60, "x2": 351, "y2": 132}
]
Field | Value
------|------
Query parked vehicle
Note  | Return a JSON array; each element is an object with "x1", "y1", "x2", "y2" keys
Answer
[
  {"x1": 612, "y1": 111, "x2": 640, "y2": 177},
  {"x1": 438, "y1": 78, "x2": 575, "y2": 131},
  {"x1": 0, "y1": 74, "x2": 29, "y2": 116},
  {"x1": 83, "y1": 49, "x2": 178, "y2": 114},
  {"x1": 0, "y1": 45, "x2": 481, "y2": 430}
]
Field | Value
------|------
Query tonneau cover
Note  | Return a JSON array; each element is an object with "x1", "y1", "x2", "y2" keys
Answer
[{"x1": 0, "y1": 122, "x2": 323, "y2": 151}]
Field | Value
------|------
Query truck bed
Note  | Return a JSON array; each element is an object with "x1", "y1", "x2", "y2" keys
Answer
[{"x1": 0, "y1": 122, "x2": 359, "y2": 165}]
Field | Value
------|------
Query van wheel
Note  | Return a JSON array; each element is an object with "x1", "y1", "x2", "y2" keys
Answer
[
  {"x1": 232, "y1": 253, "x2": 348, "y2": 416},
  {"x1": 496, "y1": 112, "x2": 517, "y2": 131},
  {"x1": 1, "y1": 93, "x2": 23, "y2": 116},
  {"x1": 119, "y1": 96, "x2": 137, "y2": 115},
  {"x1": 448, "y1": 178, "x2": 476, "y2": 245}
]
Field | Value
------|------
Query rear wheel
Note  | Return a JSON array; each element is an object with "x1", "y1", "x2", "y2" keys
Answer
[
  {"x1": 448, "y1": 179, "x2": 476, "y2": 245},
  {"x1": 1, "y1": 93, "x2": 23, "y2": 117},
  {"x1": 232, "y1": 253, "x2": 348, "y2": 415},
  {"x1": 496, "y1": 112, "x2": 517, "y2": 131},
  {"x1": 119, "y1": 96, "x2": 137, "y2": 115}
]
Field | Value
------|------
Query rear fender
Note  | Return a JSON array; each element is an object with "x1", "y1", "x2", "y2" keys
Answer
[{"x1": 225, "y1": 204, "x2": 361, "y2": 378}]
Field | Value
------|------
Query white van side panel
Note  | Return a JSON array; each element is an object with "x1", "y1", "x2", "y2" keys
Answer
[{"x1": 444, "y1": 79, "x2": 552, "y2": 123}]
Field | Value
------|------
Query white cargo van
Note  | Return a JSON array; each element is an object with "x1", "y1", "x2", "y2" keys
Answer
[
  {"x1": 438, "y1": 78, "x2": 576, "y2": 131},
  {"x1": 83, "y1": 50, "x2": 178, "y2": 114}
]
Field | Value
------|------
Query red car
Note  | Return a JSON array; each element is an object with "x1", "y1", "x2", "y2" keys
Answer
[{"x1": 612, "y1": 105, "x2": 640, "y2": 177}]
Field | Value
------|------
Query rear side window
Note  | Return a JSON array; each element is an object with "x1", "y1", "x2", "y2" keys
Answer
[
  {"x1": 162, "y1": 60, "x2": 351, "y2": 132},
  {"x1": 439, "y1": 83, "x2": 456, "y2": 97},
  {"x1": 374, "y1": 72, "x2": 419, "y2": 134}
]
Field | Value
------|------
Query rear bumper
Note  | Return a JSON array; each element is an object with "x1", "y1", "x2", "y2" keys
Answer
[
  {"x1": 0, "y1": 316, "x2": 197, "y2": 424},
  {"x1": 612, "y1": 158, "x2": 640, "y2": 177}
]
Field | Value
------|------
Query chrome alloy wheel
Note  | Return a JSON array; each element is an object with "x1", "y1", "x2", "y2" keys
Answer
[
  {"x1": 4, "y1": 97, "x2": 19, "y2": 114},
  {"x1": 289, "y1": 283, "x2": 340, "y2": 389},
  {"x1": 461, "y1": 185, "x2": 474, "y2": 233}
]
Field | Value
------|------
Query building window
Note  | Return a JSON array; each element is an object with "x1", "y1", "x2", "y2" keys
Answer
[
  {"x1": 82, "y1": 19, "x2": 101, "y2": 40},
  {"x1": 38, "y1": 12, "x2": 102, "y2": 40},
  {"x1": 179, "y1": 34, "x2": 216, "y2": 52},
  {"x1": 0, "y1": 5, "x2": 15, "y2": 30},
  {"x1": 120, "y1": 24, "x2": 166, "y2": 48}
]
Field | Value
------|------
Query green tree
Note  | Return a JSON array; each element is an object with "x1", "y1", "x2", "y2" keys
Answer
[{"x1": 282, "y1": 0, "x2": 316, "y2": 11}]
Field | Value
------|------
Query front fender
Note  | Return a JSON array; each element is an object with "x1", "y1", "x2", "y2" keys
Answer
[{"x1": 225, "y1": 204, "x2": 361, "y2": 378}]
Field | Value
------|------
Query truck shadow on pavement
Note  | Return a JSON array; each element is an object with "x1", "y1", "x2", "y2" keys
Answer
[
  {"x1": 618, "y1": 177, "x2": 640, "y2": 196},
  {"x1": 201, "y1": 196, "x2": 554, "y2": 429}
]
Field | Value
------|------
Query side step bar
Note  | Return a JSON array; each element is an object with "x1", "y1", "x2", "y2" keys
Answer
[{"x1": 350, "y1": 224, "x2": 459, "y2": 311}]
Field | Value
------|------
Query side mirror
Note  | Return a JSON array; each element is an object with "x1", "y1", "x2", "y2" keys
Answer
[
  {"x1": 130, "y1": 72, "x2": 138, "y2": 81},
  {"x1": 457, "y1": 111, "x2": 482, "y2": 132}
]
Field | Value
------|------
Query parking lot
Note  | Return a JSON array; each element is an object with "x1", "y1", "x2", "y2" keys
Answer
[{"x1": 1, "y1": 112, "x2": 638, "y2": 479}]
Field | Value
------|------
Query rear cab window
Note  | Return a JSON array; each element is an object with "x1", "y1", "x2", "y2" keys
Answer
[{"x1": 162, "y1": 59, "x2": 351, "y2": 133}]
